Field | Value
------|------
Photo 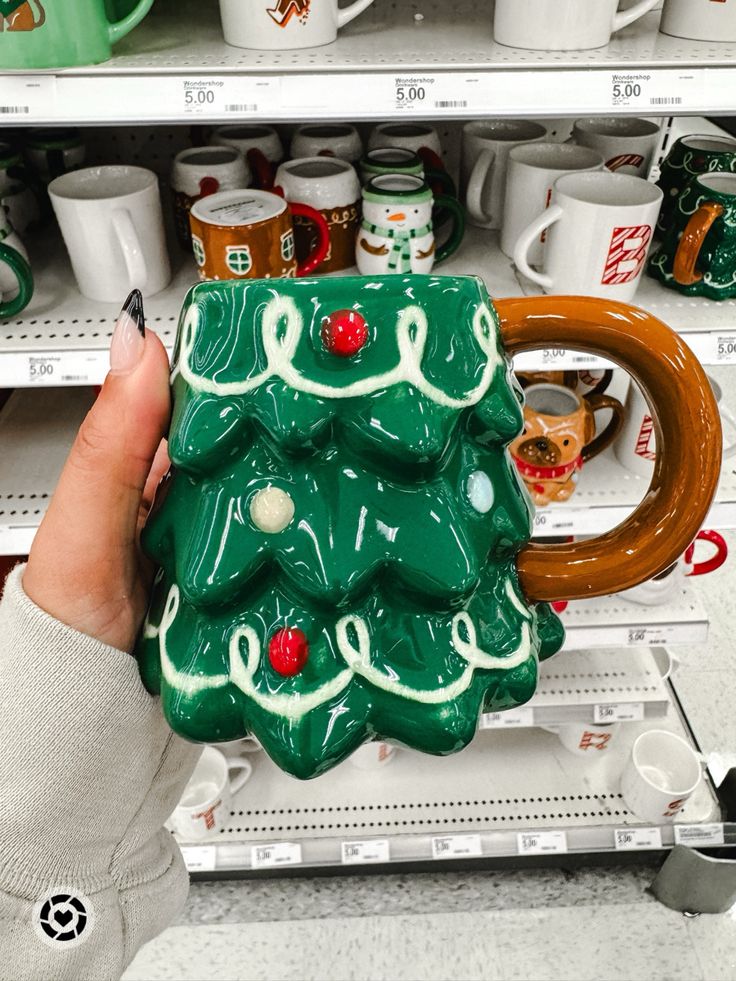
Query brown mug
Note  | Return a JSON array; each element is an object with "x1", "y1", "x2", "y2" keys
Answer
[
  {"x1": 498, "y1": 295, "x2": 721, "y2": 603},
  {"x1": 189, "y1": 189, "x2": 329, "y2": 281},
  {"x1": 509, "y1": 383, "x2": 623, "y2": 505}
]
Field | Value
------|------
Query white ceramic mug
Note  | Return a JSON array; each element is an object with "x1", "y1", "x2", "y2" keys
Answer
[
  {"x1": 614, "y1": 375, "x2": 736, "y2": 477},
  {"x1": 49, "y1": 165, "x2": 171, "y2": 303},
  {"x1": 514, "y1": 171, "x2": 662, "y2": 301},
  {"x1": 544, "y1": 722, "x2": 619, "y2": 758},
  {"x1": 494, "y1": 0, "x2": 661, "y2": 50},
  {"x1": 573, "y1": 117, "x2": 661, "y2": 178},
  {"x1": 348, "y1": 741, "x2": 396, "y2": 770},
  {"x1": 171, "y1": 146, "x2": 251, "y2": 248},
  {"x1": 501, "y1": 142, "x2": 605, "y2": 262},
  {"x1": 218, "y1": 0, "x2": 375, "y2": 50},
  {"x1": 621, "y1": 730, "x2": 703, "y2": 823},
  {"x1": 660, "y1": 0, "x2": 736, "y2": 42},
  {"x1": 291, "y1": 123, "x2": 363, "y2": 164},
  {"x1": 274, "y1": 156, "x2": 361, "y2": 273},
  {"x1": 210, "y1": 124, "x2": 283, "y2": 189},
  {"x1": 618, "y1": 529, "x2": 728, "y2": 605},
  {"x1": 462, "y1": 119, "x2": 547, "y2": 230},
  {"x1": 170, "y1": 746, "x2": 252, "y2": 841},
  {"x1": 368, "y1": 122, "x2": 442, "y2": 158}
]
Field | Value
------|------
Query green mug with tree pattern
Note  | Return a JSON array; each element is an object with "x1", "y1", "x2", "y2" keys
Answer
[
  {"x1": 649, "y1": 172, "x2": 736, "y2": 300},
  {"x1": 0, "y1": 0, "x2": 154, "y2": 69},
  {"x1": 656, "y1": 133, "x2": 736, "y2": 235}
]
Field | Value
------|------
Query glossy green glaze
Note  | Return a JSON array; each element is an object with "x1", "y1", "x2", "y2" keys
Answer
[
  {"x1": 0, "y1": 0, "x2": 154, "y2": 69},
  {"x1": 136, "y1": 276, "x2": 563, "y2": 779},
  {"x1": 656, "y1": 134, "x2": 736, "y2": 234},
  {"x1": 649, "y1": 174, "x2": 736, "y2": 300}
]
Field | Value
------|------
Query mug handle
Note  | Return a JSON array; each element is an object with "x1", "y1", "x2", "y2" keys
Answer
[
  {"x1": 247, "y1": 148, "x2": 275, "y2": 191},
  {"x1": 225, "y1": 755, "x2": 253, "y2": 795},
  {"x1": 337, "y1": 0, "x2": 375, "y2": 28},
  {"x1": 497, "y1": 295, "x2": 722, "y2": 602},
  {"x1": 289, "y1": 202, "x2": 330, "y2": 276},
  {"x1": 112, "y1": 209, "x2": 148, "y2": 291},
  {"x1": 417, "y1": 147, "x2": 457, "y2": 198},
  {"x1": 465, "y1": 148, "x2": 496, "y2": 226},
  {"x1": 0, "y1": 243, "x2": 33, "y2": 318},
  {"x1": 612, "y1": 0, "x2": 660, "y2": 32},
  {"x1": 513, "y1": 204, "x2": 563, "y2": 290},
  {"x1": 673, "y1": 201, "x2": 723, "y2": 286},
  {"x1": 433, "y1": 194, "x2": 465, "y2": 265},
  {"x1": 581, "y1": 393, "x2": 625, "y2": 462},
  {"x1": 107, "y1": 0, "x2": 155, "y2": 44},
  {"x1": 685, "y1": 529, "x2": 728, "y2": 577}
]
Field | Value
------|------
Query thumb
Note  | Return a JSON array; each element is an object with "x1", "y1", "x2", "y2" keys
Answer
[{"x1": 24, "y1": 291, "x2": 171, "y2": 647}]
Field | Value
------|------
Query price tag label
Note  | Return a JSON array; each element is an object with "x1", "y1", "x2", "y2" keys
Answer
[
  {"x1": 28, "y1": 356, "x2": 59, "y2": 385},
  {"x1": 480, "y1": 706, "x2": 534, "y2": 729},
  {"x1": 626, "y1": 625, "x2": 680, "y2": 647},
  {"x1": 432, "y1": 834, "x2": 483, "y2": 859},
  {"x1": 541, "y1": 348, "x2": 567, "y2": 366},
  {"x1": 517, "y1": 831, "x2": 568, "y2": 855},
  {"x1": 180, "y1": 845, "x2": 217, "y2": 872},
  {"x1": 608, "y1": 70, "x2": 700, "y2": 110},
  {"x1": 180, "y1": 76, "x2": 279, "y2": 116},
  {"x1": 614, "y1": 827, "x2": 662, "y2": 851},
  {"x1": 532, "y1": 509, "x2": 586, "y2": 535},
  {"x1": 594, "y1": 702, "x2": 645, "y2": 724},
  {"x1": 715, "y1": 335, "x2": 736, "y2": 364},
  {"x1": 392, "y1": 73, "x2": 479, "y2": 113},
  {"x1": 341, "y1": 839, "x2": 390, "y2": 865},
  {"x1": 251, "y1": 841, "x2": 303, "y2": 869},
  {"x1": 0, "y1": 75, "x2": 56, "y2": 118},
  {"x1": 673, "y1": 823, "x2": 725, "y2": 847}
]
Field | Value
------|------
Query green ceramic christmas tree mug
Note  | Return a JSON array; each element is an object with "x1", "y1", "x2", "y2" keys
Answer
[
  {"x1": 136, "y1": 277, "x2": 720, "y2": 779},
  {"x1": 649, "y1": 173, "x2": 736, "y2": 300},
  {"x1": 0, "y1": 0, "x2": 154, "y2": 69}
]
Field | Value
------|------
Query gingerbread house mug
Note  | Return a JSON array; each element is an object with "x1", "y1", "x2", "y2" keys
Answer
[
  {"x1": 209, "y1": 125, "x2": 284, "y2": 190},
  {"x1": 137, "y1": 280, "x2": 720, "y2": 779},
  {"x1": 189, "y1": 188, "x2": 329, "y2": 281},
  {"x1": 509, "y1": 382, "x2": 624, "y2": 506},
  {"x1": 171, "y1": 146, "x2": 252, "y2": 250}
]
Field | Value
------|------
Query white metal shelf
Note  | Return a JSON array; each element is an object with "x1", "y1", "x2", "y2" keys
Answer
[
  {"x1": 2, "y1": 3, "x2": 736, "y2": 120},
  {"x1": 174, "y1": 704, "x2": 730, "y2": 875},
  {"x1": 5, "y1": 225, "x2": 736, "y2": 388}
]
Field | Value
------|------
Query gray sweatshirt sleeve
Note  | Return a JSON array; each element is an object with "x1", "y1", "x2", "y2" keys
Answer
[{"x1": 0, "y1": 565, "x2": 201, "y2": 981}]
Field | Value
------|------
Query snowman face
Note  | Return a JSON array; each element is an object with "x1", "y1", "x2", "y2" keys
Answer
[{"x1": 363, "y1": 197, "x2": 433, "y2": 231}]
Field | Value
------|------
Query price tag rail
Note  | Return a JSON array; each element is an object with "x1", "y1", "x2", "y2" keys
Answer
[{"x1": 173, "y1": 707, "x2": 733, "y2": 877}]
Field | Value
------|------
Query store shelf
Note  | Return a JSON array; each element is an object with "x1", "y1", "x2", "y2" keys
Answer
[
  {"x1": 5, "y1": 224, "x2": 736, "y2": 388},
  {"x1": 3, "y1": 3, "x2": 736, "y2": 121},
  {"x1": 480, "y1": 647, "x2": 670, "y2": 729},
  {"x1": 174, "y1": 700, "x2": 732, "y2": 876}
]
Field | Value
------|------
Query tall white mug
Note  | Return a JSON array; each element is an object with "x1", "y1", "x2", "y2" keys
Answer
[
  {"x1": 513, "y1": 171, "x2": 662, "y2": 301},
  {"x1": 660, "y1": 0, "x2": 736, "y2": 43},
  {"x1": 218, "y1": 0, "x2": 376, "y2": 50},
  {"x1": 501, "y1": 142, "x2": 604, "y2": 262},
  {"x1": 49, "y1": 165, "x2": 171, "y2": 302},
  {"x1": 462, "y1": 119, "x2": 547, "y2": 230},
  {"x1": 621, "y1": 730, "x2": 703, "y2": 823},
  {"x1": 170, "y1": 746, "x2": 252, "y2": 841},
  {"x1": 494, "y1": 0, "x2": 661, "y2": 50},
  {"x1": 573, "y1": 117, "x2": 661, "y2": 178}
]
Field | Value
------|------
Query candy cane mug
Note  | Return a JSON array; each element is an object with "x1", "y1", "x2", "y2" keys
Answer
[{"x1": 170, "y1": 746, "x2": 252, "y2": 841}]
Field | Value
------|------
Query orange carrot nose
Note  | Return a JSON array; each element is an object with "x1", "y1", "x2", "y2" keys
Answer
[{"x1": 388, "y1": 212, "x2": 406, "y2": 221}]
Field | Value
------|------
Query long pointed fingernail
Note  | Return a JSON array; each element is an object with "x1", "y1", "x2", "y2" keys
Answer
[{"x1": 110, "y1": 289, "x2": 145, "y2": 374}]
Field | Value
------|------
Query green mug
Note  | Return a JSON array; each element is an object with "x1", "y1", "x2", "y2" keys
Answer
[
  {"x1": 649, "y1": 172, "x2": 736, "y2": 301},
  {"x1": 656, "y1": 133, "x2": 736, "y2": 235},
  {"x1": 0, "y1": 212, "x2": 33, "y2": 318},
  {"x1": 359, "y1": 147, "x2": 455, "y2": 197},
  {"x1": 0, "y1": 0, "x2": 154, "y2": 69}
]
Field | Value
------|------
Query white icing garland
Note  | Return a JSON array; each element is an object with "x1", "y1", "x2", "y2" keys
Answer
[
  {"x1": 178, "y1": 294, "x2": 501, "y2": 409},
  {"x1": 145, "y1": 578, "x2": 536, "y2": 719}
]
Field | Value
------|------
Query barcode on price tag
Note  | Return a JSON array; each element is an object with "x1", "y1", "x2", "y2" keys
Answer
[
  {"x1": 517, "y1": 831, "x2": 567, "y2": 855},
  {"x1": 673, "y1": 823, "x2": 724, "y2": 847},
  {"x1": 251, "y1": 841, "x2": 302, "y2": 869},
  {"x1": 341, "y1": 839, "x2": 390, "y2": 865},
  {"x1": 607, "y1": 70, "x2": 700, "y2": 110},
  {"x1": 716, "y1": 335, "x2": 736, "y2": 363},
  {"x1": 480, "y1": 706, "x2": 534, "y2": 729},
  {"x1": 0, "y1": 76, "x2": 56, "y2": 117},
  {"x1": 180, "y1": 845, "x2": 217, "y2": 872},
  {"x1": 614, "y1": 827, "x2": 662, "y2": 850},
  {"x1": 432, "y1": 834, "x2": 483, "y2": 859},
  {"x1": 594, "y1": 702, "x2": 644, "y2": 723}
]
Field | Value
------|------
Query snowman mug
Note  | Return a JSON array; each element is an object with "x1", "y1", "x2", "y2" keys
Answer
[{"x1": 357, "y1": 174, "x2": 465, "y2": 275}]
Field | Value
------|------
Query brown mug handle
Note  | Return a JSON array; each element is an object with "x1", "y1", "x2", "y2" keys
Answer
[
  {"x1": 497, "y1": 295, "x2": 721, "y2": 603},
  {"x1": 581, "y1": 393, "x2": 624, "y2": 462},
  {"x1": 673, "y1": 201, "x2": 723, "y2": 286}
]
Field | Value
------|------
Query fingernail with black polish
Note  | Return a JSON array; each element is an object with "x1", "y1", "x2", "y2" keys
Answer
[{"x1": 110, "y1": 289, "x2": 146, "y2": 374}]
